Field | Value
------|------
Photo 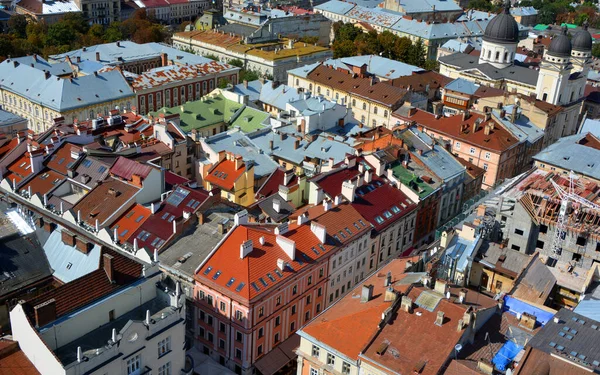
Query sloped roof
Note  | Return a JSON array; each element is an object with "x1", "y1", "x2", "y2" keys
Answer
[{"x1": 110, "y1": 156, "x2": 153, "y2": 181}]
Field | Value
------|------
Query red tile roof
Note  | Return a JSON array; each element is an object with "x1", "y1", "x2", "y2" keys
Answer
[
  {"x1": 0, "y1": 340, "x2": 39, "y2": 375},
  {"x1": 110, "y1": 156, "x2": 153, "y2": 182},
  {"x1": 71, "y1": 178, "x2": 140, "y2": 226},
  {"x1": 205, "y1": 158, "x2": 246, "y2": 191},
  {"x1": 396, "y1": 109, "x2": 519, "y2": 152},
  {"x1": 165, "y1": 170, "x2": 190, "y2": 189},
  {"x1": 5, "y1": 154, "x2": 33, "y2": 184},
  {"x1": 0, "y1": 138, "x2": 19, "y2": 160},
  {"x1": 23, "y1": 248, "x2": 142, "y2": 326},
  {"x1": 301, "y1": 257, "x2": 419, "y2": 361},
  {"x1": 196, "y1": 222, "x2": 335, "y2": 301},
  {"x1": 311, "y1": 168, "x2": 361, "y2": 199},
  {"x1": 110, "y1": 204, "x2": 151, "y2": 243},
  {"x1": 386, "y1": 70, "x2": 452, "y2": 92}
]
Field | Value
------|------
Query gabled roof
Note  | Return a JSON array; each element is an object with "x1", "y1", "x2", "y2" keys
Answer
[
  {"x1": 71, "y1": 178, "x2": 139, "y2": 226},
  {"x1": 196, "y1": 223, "x2": 335, "y2": 301},
  {"x1": 256, "y1": 168, "x2": 298, "y2": 198},
  {"x1": 22, "y1": 169, "x2": 65, "y2": 197},
  {"x1": 205, "y1": 158, "x2": 247, "y2": 191},
  {"x1": 46, "y1": 143, "x2": 81, "y2": 175},
  {"x1": 22, "y1": 248, "x2": 142, "y2": 327},
  {"x1": 110, "y1": 156, "x2": 153, "y2": 182},
  {"x1": 110, "y1": 204, "x2": 151, "y2": 243}
]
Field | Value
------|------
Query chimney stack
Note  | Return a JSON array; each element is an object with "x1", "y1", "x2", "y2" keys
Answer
[
  {"x1": 458, "y1": 289, "x2": 467, "y2": 303},
  {"x1": 61, "y1": 230, "x2": 76, "y2": 247},
  {"x1": 434, "y1": 279, "x2": 448, "y2": 295},
  {"x1": 103, "y1": 254, "x2": 114, "y2": 283},
  {"x1": 401, "y1": 295, "x2": 412, "y2": 313},
  {"x1": 384, "y1": 271, "x2": 392, "y2": 287},
  {"x1": 273, "y1": 198, "x2": 281, "y2": 213},
  {"x1": 33, "y1": 299, "x2": 56, "y2": 328},
  {"x1": 240, "y1": 239, "x2": 253, "y2": 259},
  {"x1": 360, "y1": 284, "x2": 374, "y2": 303},
  {"x1": 384, "y1": 286, "x2": 397, "y2": 302},
  {"x1": 435, "y1": 311, "x2": 445, "y2": 326},
  {"x1": 95, "y1": 52, "x2": 100, "y2": 61}
]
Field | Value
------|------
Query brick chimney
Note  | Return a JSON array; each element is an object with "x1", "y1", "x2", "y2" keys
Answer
[
  {"x1": 95, "y1": 52, "x2": 100, "y2": 61},
  {"x1": 75, "y1": 237, "x2": 91, "y2": 254},
  {"x1": 103, "y1": 254, "x2": 115, "y2": 283},
  {"x1": 43, "y1": 221, "x2": 55, "y2": 233},
  {"x1": 234, "y1": 155, "x2": 243, "y2": 170},
  {"x1": 33, "y1": 299, "x2": 56, "y2": 328},
  {"x1": 61, "y1": 230, "x2": 76, "y2": 247},
  {"x1": 401, "y1": 295, "x2": 412, "y2": 312},
  {"x1": 160, "y1": 52, "x2": 168, "y2": 67}
]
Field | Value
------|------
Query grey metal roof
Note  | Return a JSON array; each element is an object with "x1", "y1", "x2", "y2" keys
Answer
[
  {"x1": 13, "y1": 55, "x2": 73, "y2": 76},
  {"x1": 72, "y1": 156, "x2": 112, "y2": 188},
  {"x1": 0, "y1": 60, "x2": 134, "y2": 112},
  {"x1": 445, "y1": 78, "x2": 480, "y2": 95},
  {"x1": 42, "y1": 226, "x2": 102, "y2": 283},
  {"x1": 396, "y1": 0, "x2": 461, "y2": 13},
  {"x1": 288, "y1": 96, "x2": 337, "y2": 117},
  {"x1": 574, "y1": 301, "x2": 600, "y2": 322},
  {"x1": 528, "y1": 308, "x2": 600, "y2": 368},
  {"x1": 438, "y1": 52, "x2": 539, "y2": 86},
  {"x1": 399, "y1": 127, "x2": 465, "y2": 181},
  {"x1": 259, "y1": 82, "x2": 304, "y2": 111},
  {"x1": 323, "y1": 55, "x2": 422, "y2": 80},
  {"x1": 314, "y1": 0, "x2": 355, "y2": 14},
  {"x1": 548, "y1": 27, "x2": 572, "y2": 57},
  {"x1": 533, "y1": 133, "x2": 600, "y2": 181},
  {"x1": 287, "y1": 62, "x2": 320, "y2": 79},
  {"x1": 493, "y1": 107, "x2": 544, "y2": 145},
  {"x1": 444, "y1": 232, "x2": 479, "y2": 272},
  {"x1": 483, "y1": 6, "x2": 520, "y2": 44},
  {"x1": 572, "y1": 26, "x2": 593, "y2": 52},
  {"x1": 50, "y1": 41, "x2": 211, "y2": 67},
  {"x1": 0, "y1": 109, "x2": 26, "y2": 128},
  {"x1": 510, "y1": 6, "x2": 538, "y2": 16},
  {"x1": 579, "y1": 119, "x2": 600, "y2": 138},
  {"x1": 205, "y1": 129, "x2": 279, "y2": 177},
  {"x1": 233, "y1": 80, "x2": 264, "y2": 102}
]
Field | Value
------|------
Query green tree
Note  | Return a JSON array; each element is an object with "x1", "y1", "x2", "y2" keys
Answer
[
  {"x1": 332, "y1": 39, "x2": 357, "y2": 58},
  {"x1": 104, "y1": 23, "x2": 123, "y2": 42},
  {"x1": 228, "y1": 58, "x2": 244, "y2": 68},
  {"x1": 377, "y1": 31, "x2": 398, "y2": 59},
  {"x1": 592, "y1": 43, "x2": 600, "y2": 58},
  {"x1": 335, "y1": 22, "x2": 360, "y2": 42},
  {"x1": 8, "y1": 15, "x2": 28, "y2": 38},
  {"x1": 355, "y1": 31, "x2": 380, "y2": 55},
  {"x1": 240, "y1": 69, "x2": 259, "y2": 82},
  {"x1": 45, "y1": 22, "x2": 77, "y2": 47}
]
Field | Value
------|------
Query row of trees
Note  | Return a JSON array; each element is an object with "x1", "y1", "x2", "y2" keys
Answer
[
  {"x1": 1, "y1": 10, "x2": 168, "y2": 61},
  {"x1": 331, "y1": 22, "x2": 438, "y2": 70}
]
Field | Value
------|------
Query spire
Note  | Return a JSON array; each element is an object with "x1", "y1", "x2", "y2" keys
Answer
[
  {"x1": 583, "y1": 20, "x2": 589, "y2": 31},
  {"x1": 562, "y1": 25, "x2": 568, "y2": 35},
  {"x1": 503, "y1": 0, "x2": 510, "y2": 14}
]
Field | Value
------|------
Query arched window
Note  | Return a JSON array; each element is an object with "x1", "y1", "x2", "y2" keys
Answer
[
  {"x1": 504, "y1": 52, "x2": 508, "y2": 62},
  {"x1": 487, "y1": 50, "x2": 491, "y2": 59},
  {"x1": 495, "y1": 51, "x2": 500, "y2": 60},
  {"x1": 542, "y1": 93, "x2": 548, "y2": 101},
  {"x1": 362, "y1": 103, "x2": 366, "y2": 110}
]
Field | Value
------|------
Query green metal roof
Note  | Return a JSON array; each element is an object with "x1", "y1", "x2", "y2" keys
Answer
[
  {"x1": 561, "y1": 23, "x2": 578, "y2": 29},
  {"x1": 533, "y1": 24, "x2": 549, "y2": 31},
  {"x1": 230, "y1": 107, "x2": 270, "y2": 133},
  {"x1": 152, "y1": 93, "x2": 243, "y2": 131},
  {"x1": 390, "y1": 162, "x2": 436, "y2": 199}
]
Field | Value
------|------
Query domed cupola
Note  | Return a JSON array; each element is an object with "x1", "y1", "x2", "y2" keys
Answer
[
  {"x1": 572, "y1": 21, "x2": 592, "y2": 52},
  {"x1": 483, "y1": 3, "x2": 520, "y2": 44},
  {"x1": 548, "y1": 26, "x2": 572, "y2": 57}
]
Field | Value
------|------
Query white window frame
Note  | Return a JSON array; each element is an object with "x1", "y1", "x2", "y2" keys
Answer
[
  {"x1": 158, "y1": 336, "x2": 171, "y2": 357},
  {"x1": 469, "y1": 147, "x2": 476, "y2": 155},
  {"x1": 126, "y1": 353, "x2": 141, "y2": 375},
  {"x1": 484, "y1": 152, "x2": 491, "y2": 160}
]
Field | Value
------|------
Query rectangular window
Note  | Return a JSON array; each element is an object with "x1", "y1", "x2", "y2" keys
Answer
[
  {"x1": 310, "y1": 368, "x2": 318, "y2": 375},
  {"x1": 312, "y1": 345, "x2": 320, "y2": 357},
  {"x1": 274, "y1": 333, "x2": 280, "y2": 343},
  {"x1": 514, "y1": 228, "x2": 524, "y2": 236},
  {"x1": 485, "y1": 152, "x2": 491, "y2": 160},
  {"x1": 219, "y1": 322, "x2": 226, "y2": 332},
  {"x1": 258, "y1": 327, "x2": 264, "y2": 338},
  {"x1": 275, "y1": 316, "x2": 280, "y2": 327},
  {"x1": 127, "y1": 354, "x2": 141, "y2": 375},
  {"x1": 158, "y1": 336, "x2": 171, "y2": 357},
  {"x1": 220, "y1": 301, "x2": 226, "y2": 311},
  {"x1": 327, "y1": 353, "x2": 335, "y2": 366},
  {"x1": 342, "y1": 362, "x2": 351, "y2": 374},
  {"x1": 235, "y1": 348, "x2": 242, "y2": 359},
  {"x1": 158, "y1": 362, "x2": 171, "y2": 375},
  {"x1": 236, "y1": 331, "x2": 243, "y2": 342},
  {"x1": 470, "y1": 147, "x2": 476, "y2": 155},
  {"x1": 235, "y1": 310, "x2": 243, "y2": 320}
]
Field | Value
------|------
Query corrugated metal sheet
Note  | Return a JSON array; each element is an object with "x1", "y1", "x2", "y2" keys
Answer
[{"x1": 110, "y1": 156, "x2": 153, "y2": 180}]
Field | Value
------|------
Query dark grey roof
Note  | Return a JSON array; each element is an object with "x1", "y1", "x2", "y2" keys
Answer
[
  {"x1": 0, "y1": 213, "x2": 52, "y2": 298},
  {"x1": 528, "y1": 308, "x2": 600, "y2": 369},
  {"x1": 256, "y1": 194, "x2": 294, "y2": 223},
  {"x1": 483, "y1": 5, "x2": 520, "y2": 44},
  {"x1": 572, "y1": 25, "x2": 593, "y2": 52},
  {"x1": 548, "y1": 27, "x2": 572, "y2": 57},
  {"x1": 476, "y1": 242, "x2": 531, "y2": 275},
  {"x1": 439, "y1": 52, "x2": 539, "y2": 86},
  {"x1": 512, "y1": 258, "x2": 556, "y2": 305}
]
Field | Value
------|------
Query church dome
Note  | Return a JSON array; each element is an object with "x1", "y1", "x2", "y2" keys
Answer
[
  {"x1": 572, "y1": 22, "x2": 592, "y2": 52},
  {"x1": 548, "y1": 26, "x2": 572, "y2": 57},
  {"x1": 483, "y1": 4, "x2": 520, "y2": 44}
]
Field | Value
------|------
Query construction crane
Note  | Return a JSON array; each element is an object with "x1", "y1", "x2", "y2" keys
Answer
[{"x1": 549, "y1": 171, "x2": 600, "y2": 259}]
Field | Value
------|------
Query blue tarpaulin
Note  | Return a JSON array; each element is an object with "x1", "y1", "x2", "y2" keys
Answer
[
  {"x1": 492, "y1": 340, "x2": 523, "y2": 371},
  {"x1": 503, "y1": 295, "x2": 554, "y2": 326}
]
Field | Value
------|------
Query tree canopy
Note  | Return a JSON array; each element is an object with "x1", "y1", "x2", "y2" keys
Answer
[
  {"x1": 0, "y1": 11, "x2": 169, "y2": 61},
  {"x1": 331, "y1": 22, "x2": 436, "y2": 69}
]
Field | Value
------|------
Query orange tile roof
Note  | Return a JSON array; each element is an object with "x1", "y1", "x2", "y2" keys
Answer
[
  {"x1": 110, "y1": 204, "x2": 151, "y2": 242},
  {"x1": 71, "y1": 178, "x2": 139, "y2": 226},
  {"x1": 22, "y1": 169, "x2": 65, "y2": 197},
  {"x1": 6, "y1": 154, "x2": 33, "y2": 184},
  {"x1": 360, "y1": 286, "x2": 473, "y2": 375},
  {"x1": 301, "y1": 257, "x2": 419, "y2": 361},
  {"x1": 0, "y1": 138, "x2": 19, "y2": 160},
  {"x1": 396, "y1": 109, "x2": 519, "y2": 152},
  {"x1": 0, "y1": 340, "x2": 39, "y2": 375},
  {"x1": 205, "y1": 159, "x2": 246, "y2": 191},
  {"x1": 196, "y1": 222, "x2": 335, "y2": 301}
]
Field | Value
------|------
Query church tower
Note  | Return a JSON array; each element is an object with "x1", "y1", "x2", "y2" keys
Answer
[
  {"x1": 535, "y1": 26, "x2": 573, "y2": 105},
  {"x1": 571, "y1": 22, "x2": 593, "y2": 75},
  {"x1": 478, "y1": 2, "x2": 519, "y2": 69}
]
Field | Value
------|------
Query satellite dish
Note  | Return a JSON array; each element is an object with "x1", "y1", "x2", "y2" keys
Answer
[{"x1": 455, "y1": 344, "x2": 462, "y2": 352}]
